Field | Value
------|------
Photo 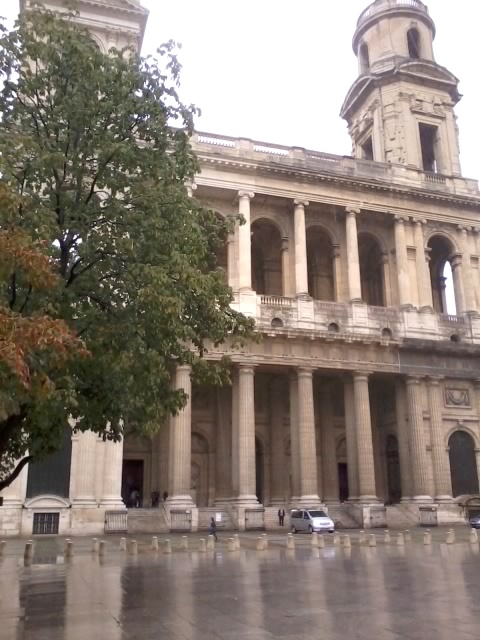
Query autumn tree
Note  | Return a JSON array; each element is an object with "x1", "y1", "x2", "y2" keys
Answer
[{"x1": 0, "y1": 6, "x2": 254, "y2": 489}]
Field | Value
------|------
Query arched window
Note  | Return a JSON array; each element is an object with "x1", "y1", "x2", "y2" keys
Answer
[
  {"x1": 359, "y1": 43, "x2": 370, "y2": 73},
  {"x1": 358, "y1": 233, "x2": 385, "y2": 307},
  {"x1": 306, "y1": 227, "x2": 335, "y2": 301},
  {"x1": 407, "y1": 28, "x2": 421, "y2": 59},
  {"x1": 427, "y1": 235, "x2": 457, "y2": 315},
  {"x1": 449, "y1": 431, "x2": 479, "y2": 497},
  {"x1": 251, "y1": 220, "x2": 283, "y2": 295}
]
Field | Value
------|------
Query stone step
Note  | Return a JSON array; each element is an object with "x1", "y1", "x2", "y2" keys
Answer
[
  {"x1": 386, "y1": 505, "x2": 419, "y2": 529},
  {"x1": 327, "y1": 505, "x2": 362, "y2": 529},
  {"x1": 127, "y1": 509, "x2": 169, "y2": 534}
]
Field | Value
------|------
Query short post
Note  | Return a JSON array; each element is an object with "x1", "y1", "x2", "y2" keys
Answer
[
  {"x1": 384, "y1": 530, "x2": 391, "y2": 544},
  {"x1": 470, "y1": 528, "x2": 478, "y2": 544},
  {"x1": 446, "y1": 530, "x2": 455, "y2": 545},
  {"x1": 207, "y1": 535, "x2": 215, "y2": 551},
  {"x1": 404, "y1": 530, "x2": 412, "y2": 543},
  {"x1": 256, "y1": 537, "x2": 265, "y2": 551},
  {"x1": 342, "y1": 535, "x2": 352, "y2": 549},
  {"x1": 287, "y1": 533, "x2": 295, "y2": 550},
  {"x1": 262, "y1": 533, "x2": 269, "y2": 550},
  {"x1": 99, "y1": 540, "x2": 106, "y2": 556},
  {"x1": 368, "y1": 535, "x2": 377, "y2": 547},
  {"x1": 227, "y1": 538, "x2": 236, "y2": 552},
  {"x1": 423, "y1": 531, "x2": 432, "y2": 546},
  {"x1": 65, "y1": 541, "x2": 74, "y2": 559},
  {"x1": 318, "y1": 535, "x2": 325, "y2": 549},
  {"x1": 129, "y1": 540, "x2": 138, "y2": 555},
  {"x1": 119, "y1": 538, "x2": 126, "y2": 552},
  {"x1": 234, "y1": 534, "x2": 240, "y2": 551},
  {"x1": 359, "y1": 531, "x2": 366, "y2": 545},
  {"x1": 333, "y1": 533, "x2": 340, "y2": 545},
  {"x1": 151, "y1": 537, "x2": 159, "y2": 551},
  {"x1": 163, "y1": 539, "x2": 172, "y2": 554},
  {"x1": 397, "y1": 533, "x2": 405, "y2": 546},
  {"x1": 24, "y1": 541, "x2": 34, "y2": 562},
  {"x1": 181, "y1": 536, "x2": 188, "y2": 551},
  {"x1": 311, "y1": 533, "x2": 319, "y2": 548},
  {"x1": 198, "y1": 538, "x2": 206, "y2": 553}
]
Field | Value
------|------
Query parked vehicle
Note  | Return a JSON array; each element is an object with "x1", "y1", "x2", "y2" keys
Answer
[
  {"x1": 290, "y1": 508, "x2": 335, "y2": 534},
  {"x1": 470, "y1": 515, "x2": 480, "y2": 529}
]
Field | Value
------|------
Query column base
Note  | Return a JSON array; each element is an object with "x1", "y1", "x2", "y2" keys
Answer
[
  {"x1": 231, "y1": 494, "x2": 259, "y2": 507},
  {"x1": 269, "y1": 498, "x2": 288, "y2": 506},
  {"x1": 358, "y1": 495, "x2": 379, "y2": 503},
  {"x1": 73, "y1": 499, "x2": 98, "y2": 507},
  {"x1": 296, "y1": 495, "x2": 323, "y2": 507},
  {"x1": 100, "y1": 496, "x2": 125, "y2": 508},
  {"x1": 434, "y1": 495, "x2": 453, "y2": 504},
  {"x1": 412, "y1": 495, "x2": 434, "y2": 503},
  {"x1": 166, "y1": 495, "x2": 196, "y2": 509}
]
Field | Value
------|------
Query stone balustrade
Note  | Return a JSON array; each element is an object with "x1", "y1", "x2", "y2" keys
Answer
[{"x1": 357, "y1": 0, "x2": 429, "y2": 27}]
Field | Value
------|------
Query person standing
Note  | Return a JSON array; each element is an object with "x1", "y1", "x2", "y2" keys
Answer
[
  {"x1": 278, "y1": 508, "x2": 285, "y2": 526},
  {"x1": 209, "y1": 517, "x2": 218, "y2": 541}
]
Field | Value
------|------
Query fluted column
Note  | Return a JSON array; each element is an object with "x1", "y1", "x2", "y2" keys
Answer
[
  {"x1": 427, "y1": 378, "x2": 453, "y2": 502},
  {"x1": 413, "y1": 219, "x2": 433, "y2": 308},
  {"x1": 237, "y1": 191, "x2": 254, "y2": 290},
  {"x1": 289, "y1": 372, "x2": 301, "y2": 501},
  {"x1": 395, "y1": 381, "x2": 412, "y2": 501},
  {"x1": 270, "y1": 376, "x2": 286, "y2": 504},
  {"x1": 353, "y1": 373, "x2": 378, "y2": 502},
  {"x1": 406, "y1": 376, "x2": 432, "y2": 502},
  {"x1": 215, "y1": 386, "x2": 232, "y2": 504},
  {"x1": 296, "y1": 368, "x2": 321, "y2": 504},
  {"x1": 167, "y1": 365, "x2": 195, "y2": 507},
  {"x1": 450, "y1": 253, "x2": 466, "y2": 315},
  {"x1": 101, "y1": 435, "x2": 125, "y2": 507},
  {"x1": 345, "y1": 207, "x2": 362, "y2": 301},
  {"x1": 344, "y1": 378, "x2": 359, "y2": 501},
  {"x1": 394, "y1": 215, "x2": 411, "y2": 307},
  {"x1": 73, "y1": 430, "x2": 98, "y2": 505},
  {"x1": 319, "y1": 384, "x2": 339, "y2": 503},
  {"x1": 235, "y1": 365, "x2": 258, "y2": 505},
  {"x1": 458, "y1": 226, "x2": 476, "y2": 312},
  {"x1": 293, "y1": 200, "x2": 309, "y2": 296}
]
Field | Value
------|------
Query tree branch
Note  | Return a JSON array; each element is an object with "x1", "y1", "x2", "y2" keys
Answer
[{"x1": 0, "y1": 456, "x2": 32, "y2": 493}]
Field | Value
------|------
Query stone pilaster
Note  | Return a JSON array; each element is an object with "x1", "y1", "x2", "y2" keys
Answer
[
  {"x1": 101, "y1": 435, "x2": 125, "y2": 507},
  {"x1": 215, "y1": 386, "x2": 232, "y2": 504},
  {"x1": 395, "y1": 381, "x2": 412, "y2": 501},
  {"x1": 427, "y1": 378, "x2": 453, "y2": 502},
  {"x1": 293, "y1": 200, "x2": 309, "y2": 296},
  {"x1": 235, "y1": 365, "x2": 258, "y2": 505},
  {"x1": 269, "y1": 376, "x2": 286, "y2": 504},
  {"x1": 319, "y1": 384, "x2": 339, "y2": 503},
  {"x1": 406, "y1": 376, "x2": 433, "y2": 502},
  {"x1": 458, "y1": 226, "x2": 476, "y2": 312},
  {"x1": 0, "y1": 460, "x2": 28, "y2": 506},
  {"x1": 289, "y1": 371, "x2": 301, "y2": 502},
  {"x1": 394, "y1": 215, "x2": 411, "y2": 307},
  {"x1": 345, "y1": 207, "x2": 362, "y2": 301},
  {"x1": 167, "y1": 365, "x2": 195, "y2": 508},
  {"x1": 353, "y1": 373, "x2": 378, "y2": 502},
  {"x1": 413, "y1": 219, "x2": 434, "y2": 309},
  {"x1": 344, "y1": 378, "x2": 359, "y2": 501},
  {"x1": 73, "y1": 430, "x2": 98, "y2": 505},
  {"x1": 237, "y1": 191, "x2": 254, "y2": 290},
  {"x1": 450, "y1": 253, "x2": 466, "y2": 315},
  {"x1": 297, "y1": 368, "x2": 321, "y2": 505}
]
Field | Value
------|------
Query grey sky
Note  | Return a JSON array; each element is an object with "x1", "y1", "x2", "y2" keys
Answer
[{"x1": 2, "y1": 0, "x2": 479, "y2": 180}]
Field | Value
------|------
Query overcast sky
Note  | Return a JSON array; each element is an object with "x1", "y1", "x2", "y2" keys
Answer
[{"x1": 1, "y1": 0, "x2": 479, "y2": 179}]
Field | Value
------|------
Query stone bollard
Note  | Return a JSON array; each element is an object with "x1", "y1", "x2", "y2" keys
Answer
[
  {"x1": 207, "y1": 535, "x2": 215, "y2": 551},
  {"x1": 262, "y1": 534, "x2": 269, "y2": 550},
  {"x1": 24, "y1": 541, "x2": 34, "y2": 562},
  {"x1": 287, "y1": 533, "x2": 295, "y2": 550},
  {"x1": 129, "y1": 540, "x2": 138, "y2": 555},
  {"x1": 311, "y1": 547, "x2": 320, "y2": 559},
  {"x1": 318, "y1": 535, "x2": 325, "y2": 549},
  {"x1": 99, "y1": 540, "x2": 106, "y2": 556},
  {"x1": 65, "y1": 541, "x2": 74, "y2": 559},
  {"x1": 181, "y1": 536, "x2": 188, "y2": 551},
  {"x1": 368, "y1": 535, "x2": 377, "y2": 547},
  {"x1": 423, "y1": 531, "x2": 432, "y2": 546},
  {"x1": 404, "y1": 530, "x2": 412, "y2": 543},
  {"x1": 359, "y1": 531, "x2": 366, "y2": 545},
  {"x1": 163, "y1": 540, "x2": 172, "y2": 554},
  {"x1": 234, "y1": 534, "x2": 240, "y2": 551},
  {"x1": 151, "y1": 537, "x2": 159, "y2": 551},
  {"x1": 0, "y1": 540, "x2": 5, "y2": 557},
  {"x1": 342, "y1": 535, "x2": 352, "y2": 549},
  {"x1": 333, "y1": 533, "x2": 341, "y2": 546},
  {"x1": 448, "y1": 529, "x2": 456, "y2": 543},
  {"x1": 311, "y1": 533, "x2": 319, "y2": 548},
  {"x1": 228, "y1": 538, "x2": 236, "y2": 552},
  {"x1": 119, "y1": 537, "x2": 126, "y2": 552},
  {"x1": 446, "y1": 530, "x2": 455, "y2": 545},
  {"x1": 198, "y1": 539, "x2": 207, "y2": 553},
  {"x1": 384, "y1": 530, "x2": 391, "y2": 544},
  {"x1": 397, "y1": 533, "x2": 405, "y2": 547},
  {"x1": 256, "y1": 537, "x2": 265, "y2": 551},
  {"x1": 470, "y1": 528, "x2": 479, "y2": 544}
]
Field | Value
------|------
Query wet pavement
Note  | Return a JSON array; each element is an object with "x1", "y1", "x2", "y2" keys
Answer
[{"x1": 1, "y1": 529, "x2": 480, "y2": 640}]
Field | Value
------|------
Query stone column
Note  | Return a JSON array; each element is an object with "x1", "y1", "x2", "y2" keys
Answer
[
  {"x1": 344, "y1": 378, "x2": 359, "y2": 501},
  {"x1": 345, "y1": 207, "x2": 362, "y2": 301},
  {"x1": 101, "y1": 435, "x2": 125, "y2": 507},
  {"x1": 297, "y1": 368, "x2": 321, "y2": 504},
  {"x1": 319, "y1": 384, "x2": 339, "y2": 503},
  {"x1": 236, "y1": 365, "x2": 258, "y2": 505},
  {"x1": 73, "y1": 430, "x2": 98, "y2": 505},
  {"x1": 237, "y1": 191, "x2": 254, "y2": 290},
  {"x1": 427, "y1": 378, "x2": 453, "y2": 502},
  {"x1": 281, "y1": 237, "x2": 290, "y2": 297},
  {"x1": 450, "y1": 253, "x2": 466, "y2": 315},
  {"x1": 414, "y1": 219, "x2": 434, "y2": 308},
  {"x1": 231, "y1": 369, "x2": 239, "y2": 497},
  {"x1": 394, "y1": 215, "x2": 411, "y2": 307},
  {"x1": 0, "y1": 460, "x2": 28, "y2": 506},
  {"x1": 270, "y1": 376, "x2": 286, "y2": 504},
  {"x1": 332, "y1": 244, "x2": 342, "y2": 302},
  {"x1": 381, "y1": 250, "x2": 392, "y2": 307},
  {"x1": 167, "y1": 365, "x2": 195, "y2": 507},
  {"x1": 293, "y1": 200, "x2": 309, "y2": 296},
  {"x1": 458, "y1": 226, "x2": 476, "y2": 312},
  {"x1": 353, "y1": 373, "x2": 378, "y2": 502},
  {"x1": 289, "y1": 372, "x2": 301, "y2": 501},
  {"x1": 395, "y1": 381, "x2": 412, "y2": 501},
  {"x1": 215, "y1": 386, "x2": 232, "y2": 504},
  {"x1": 406, "y1": 376, "x2": 433, "y2": 502}
]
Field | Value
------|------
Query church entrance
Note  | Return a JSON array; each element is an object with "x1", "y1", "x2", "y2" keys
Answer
[
  {"x1": 386, "y1": 435, "x2": 401, "y2": 504},
  {"x1": 449, "y1": 431, "x2": 479, "y2": 497},
  {"x1": 338, "y1": 463, "x2": 349, "y2": 502},
  {"x1": 256, "y1": 438, "x2": 264, "y2": 504},
  {"x1": 122, "y1": 460, "x2": 144, "y2": 507}
]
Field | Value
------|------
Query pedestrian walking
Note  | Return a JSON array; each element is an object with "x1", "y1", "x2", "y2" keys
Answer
[
  {"x1": 209, "y1": 517, "x2": 218, "y2": 541},
  {"x1": 278, "y1": 508, "x2": 285, "y2": 526}
]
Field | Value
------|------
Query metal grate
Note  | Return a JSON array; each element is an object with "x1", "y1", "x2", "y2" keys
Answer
[
  {"x1": 105, "y1": 510, "x2": 128, "y2": 533},
  {"x1": 33, "y1": 512, "x2": 60, "y2": 535},
  {"x1": 170, "y1": 510, "x2": 192, "y2": 532},
  {"x1": 245, "y1": 508, "x2": 265, "y2": 531}
]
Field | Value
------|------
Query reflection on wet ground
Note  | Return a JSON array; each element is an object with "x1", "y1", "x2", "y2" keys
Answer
[{"x1": 1, "y1": 530, "x2": 480, "y2": 640}]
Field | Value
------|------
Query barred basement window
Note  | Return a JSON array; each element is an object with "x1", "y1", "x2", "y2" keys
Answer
[{"x1": 33, "y1": 512, "x2": 60, "y2": 535}]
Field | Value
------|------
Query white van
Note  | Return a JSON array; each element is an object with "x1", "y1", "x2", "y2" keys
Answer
[{"x1": 290, "y1": 508, "x2": 335, "y2": 534}]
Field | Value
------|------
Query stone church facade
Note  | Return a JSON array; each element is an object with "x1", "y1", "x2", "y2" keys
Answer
[{"x1": 3, "y1": 0, "x2": 480, "y2": 535}]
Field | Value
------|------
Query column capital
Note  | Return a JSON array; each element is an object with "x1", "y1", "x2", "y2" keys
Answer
[
  {"x1": 380, "y1": 249, "x2": 389, "y2": 265},
  {"x1": 331, "y1": 243, "x2": 341, "y2": 259},
  {"x1": 293, "y1": 199, "x2": 309, "y2": 209},
  {"x1": 281, "y1": 236, "x2": 289, "y2": 251},
  {"x1": 297, "y1": 367, "x2": 315, "y2": 379},
  {"x1": 176, "y1": 364, "x2": 192, "y2": 374},
  {"x1": 414, "y1": 217, "x2": 428, "y2": 227},
  {"x1": 353, "y1": 371, "x2": 370, "y2": 382},
  {"x1": 237, "y1": 190, "x2": 255, "y2": 201},
  {"x1": 457, "y1": 224, "x2": 472, "y2": 233},
  {"x1": 449, "y1": 252, "x2": 462, "y2": 268},
  {"x1": 394, "y1": 214, "x2": 408, "y2": 223},
  {"x1": 238, "y1": 364, "x2": 257, "y2": 376},
  {"x1": 406, "y1": 375, "x2": 425, "y2": 386},
  {"x1": 346, "y1": 206, "x2": 360, "y2": 216},
  {"x1": 426, "y1": 376, "x2": 445, "y2": 386}
]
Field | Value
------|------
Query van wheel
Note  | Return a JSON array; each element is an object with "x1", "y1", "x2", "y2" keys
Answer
[
  {"x1": 291, "y1": 525, "x2": 297, "y2": 534},
  {"x1": 309, "y1": 525, "x2": 314, "y2": 534}
]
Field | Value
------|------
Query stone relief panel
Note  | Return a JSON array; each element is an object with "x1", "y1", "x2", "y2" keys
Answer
[{"x1": 444, "y1": 387, "x2": 471, "y2": 408}]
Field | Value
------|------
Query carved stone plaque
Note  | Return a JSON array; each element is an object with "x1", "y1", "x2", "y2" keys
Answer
[{"x1": 444, "y1": 387, "x2": 470, "y2": 408}]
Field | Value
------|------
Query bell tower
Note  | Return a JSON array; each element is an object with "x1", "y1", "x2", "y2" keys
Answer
[
  {"x1": 341, "y1": 0, "x2": 462, "y2": 176},
  {"x1": 19, "y1": 0, "x2": 149, "y2": 52}
]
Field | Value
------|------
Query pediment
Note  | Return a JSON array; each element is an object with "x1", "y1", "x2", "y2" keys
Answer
[
  {"x1": 340, "y1": 75, "x2": 376, "y2": 120},
  {"x1": 24, "y1": 495, "x2": 71, "y2": 509},
  {"x1": 397, "y1": 59, "x2": 459, "y2": 85},
  {"x1": 85, "y1": 0, "x2": 149, "y2": 15}
]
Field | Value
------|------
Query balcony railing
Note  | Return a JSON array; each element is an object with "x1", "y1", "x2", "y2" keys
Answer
[
  {"x1": 357, "y1": 0, "x2": 428, "y2": 27},
  {"x1": 260, "y1": 295, "x2": 293, "y2": 308},
  {"x1": 440, "y1": 314, "x2": 466, "y2": 325}
]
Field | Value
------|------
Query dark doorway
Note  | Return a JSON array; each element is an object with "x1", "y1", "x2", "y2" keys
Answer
[
  {"x1": 449, "y1": 431, "x2": 479, "y2": 497},
  {"x1": 122, "y1": 459, "x2": 144, "y2": 507},
  {"x1": 386, "y1": 435, "x2": 402, "y2": 504},
  {"x1": 255, "y1": 438, "x2": 264, "y2": 504},
  {"x1": 338, "y1": 463, "x2": 349, "y2": 502}
]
